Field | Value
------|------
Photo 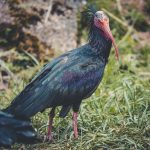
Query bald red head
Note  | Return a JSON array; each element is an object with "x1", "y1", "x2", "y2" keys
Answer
[{"x1": 94, "y1": 11, "x2": 119, "y2": 60}]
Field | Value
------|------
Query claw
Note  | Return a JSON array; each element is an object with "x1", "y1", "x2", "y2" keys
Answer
[{"x1": 43, "y1": 134, "x2": 54, "y2": 142}]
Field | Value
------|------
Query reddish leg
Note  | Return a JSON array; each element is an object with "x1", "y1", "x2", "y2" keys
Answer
[
  {"x1": 73, "y1": 112, "x2": 78, "y2": 138},
  {"x1": 47, "y1": 108, "x2": 55, "y2": 141}
]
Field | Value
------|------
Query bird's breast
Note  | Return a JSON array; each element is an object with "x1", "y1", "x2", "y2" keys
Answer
[{"x1": 57, "y1": 68, "x2": 104, "y2": 101}]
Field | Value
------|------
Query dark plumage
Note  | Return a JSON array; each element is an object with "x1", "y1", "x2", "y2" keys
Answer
[
  {"x1": 5, "y1": 44, "x2": 107, "y2": 117},
  {"x1": 0, "y1": 111, "x2": 37, "y2": 148},
  {"x1": 4, "y1": 7, "x2": 119, "y2": 139}
]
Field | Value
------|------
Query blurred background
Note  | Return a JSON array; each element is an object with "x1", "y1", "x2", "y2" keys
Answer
[{"x1": 0, "y1": 0, "x2": 150, "y2": 149}]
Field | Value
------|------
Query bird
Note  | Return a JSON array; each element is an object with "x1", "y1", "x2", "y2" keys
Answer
[
  {"x1": 3, "y1": 7, "x2": 119, "y2": 140},
  {"x1": 0, "y1": 110, "x2": 37, "y2": 148}
]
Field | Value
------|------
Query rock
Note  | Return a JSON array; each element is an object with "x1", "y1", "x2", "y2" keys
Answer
[
  {"x1": 0, "y1": 0, "x2": 86, "y2": 59},
  {"x1": 24, "y1": 0, "x2": 86, "y2": 53}
]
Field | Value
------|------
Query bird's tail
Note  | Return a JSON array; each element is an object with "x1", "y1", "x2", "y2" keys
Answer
[{"x1": 0, "y1": 111, "x2": 38, "y2": 148}]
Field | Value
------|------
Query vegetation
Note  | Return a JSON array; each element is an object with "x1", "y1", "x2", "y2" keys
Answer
[{"x1": 0, "y1": 0, "x2": 150, "y2": 149}]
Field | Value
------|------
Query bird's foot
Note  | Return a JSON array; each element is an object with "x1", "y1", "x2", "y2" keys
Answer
[
  {"x1": 43, "y1": 134, "x2": 54, "y2": 142},
  {"x1": 74, "y1": 131, "x2": 78, "y2": 139}
]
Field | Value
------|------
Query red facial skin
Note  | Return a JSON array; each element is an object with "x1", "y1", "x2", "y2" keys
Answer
[{"x1": 94, "y1": 11, "x2": 119, "y2": 61}]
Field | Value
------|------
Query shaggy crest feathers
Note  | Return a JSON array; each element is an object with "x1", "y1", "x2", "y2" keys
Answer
[
  {"x1": 82, "y1": 6, "x2": 97, "y2": 27},
  {"x1": 81, "y1": 6, "x2": 106, "y2": 46}
]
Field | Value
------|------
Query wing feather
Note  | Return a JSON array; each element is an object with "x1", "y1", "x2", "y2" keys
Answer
[{"x1": 5, "y1": 49, "x2": 106, "y2": 118}]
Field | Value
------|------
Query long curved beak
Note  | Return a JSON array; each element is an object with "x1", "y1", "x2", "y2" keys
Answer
[{"x1": 102, "y1": 21, "x2": 119, "y2": 61}]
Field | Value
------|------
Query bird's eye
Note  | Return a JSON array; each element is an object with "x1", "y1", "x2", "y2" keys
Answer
[{"x1": 98, "y1": 18, "x2": 103, "y2": 23}]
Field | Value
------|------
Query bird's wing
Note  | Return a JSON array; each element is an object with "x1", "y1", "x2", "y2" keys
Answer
[
  {"x1": 31, "y1": 51, "x2": 72, "y2": 83},
  {"x1": 6, "y1": 54, "x2": 105, "y2": 118},
  {"x1": 5, "y1": 52, "x2": 72, "y2": 116}
]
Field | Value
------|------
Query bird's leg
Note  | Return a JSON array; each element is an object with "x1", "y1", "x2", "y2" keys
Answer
[
  {"x1": 72, "y1": 102, "x2": 81, "y2": 138},
  {"x1": 47, "y1": 107, "x2": 55, "y2": 141},
  {"x1": 73, "y1": 112, "x2": 78, "y2": 138}
]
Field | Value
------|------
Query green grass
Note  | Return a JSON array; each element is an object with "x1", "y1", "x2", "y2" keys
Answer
[{"x1": 0, "y1": 56, "x2": 149, "y2": 150}]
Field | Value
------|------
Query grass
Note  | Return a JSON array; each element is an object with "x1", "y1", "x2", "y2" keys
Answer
[{"x1": 0, "y1": 56, "x2": 150, "y2": 150}]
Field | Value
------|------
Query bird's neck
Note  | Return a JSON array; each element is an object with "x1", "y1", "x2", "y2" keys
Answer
[{"x1": 88, "y1": 26, "x2": 112, "y2": 62}]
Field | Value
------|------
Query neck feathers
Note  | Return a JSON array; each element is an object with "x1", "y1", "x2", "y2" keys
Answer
[{"x1": 88, "y1": 25, "x2": 112, "y2": 61}]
